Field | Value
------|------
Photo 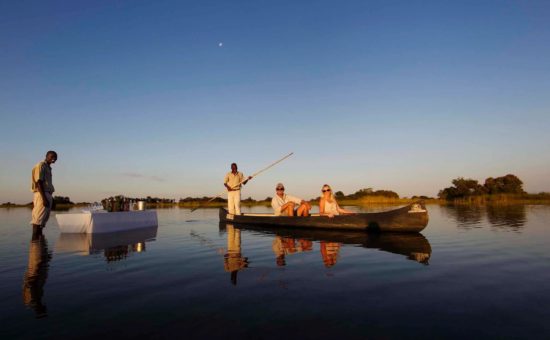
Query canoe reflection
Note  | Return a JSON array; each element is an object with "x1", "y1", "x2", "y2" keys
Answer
[
  {"x1": 22, "y1": 233, "x2": 52, "y2": 318},
  {"x1": 222, "y1": 223, "x2": 431, "y2": 266},
  {"x1": 55, "y1": 226, "x2": 158, "y2": 262}
]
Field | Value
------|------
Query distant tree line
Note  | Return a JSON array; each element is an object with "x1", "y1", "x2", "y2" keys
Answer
[
  {"x1": 1, "y1": 196, "x2": 75, "y2": 208},
  {"x1": 178, "y1": 196, "x2": 272, "y2": 203},
  {"x1": 438, "y1": 174, "x2": 525, "y2": 200},
  {"x1": 101, "y1": 195, "x2": 176, "y2": 204},
  {"x1": 5, "y1": 178, "x2": 550, "y2": 208},
  {"x1": 140, "y1": 196, "x2": 175, "y2": 204},
  {"x1": 333, "y1": 187, "x2": 400, "y2": 200},
  {"x1": 53, "y1": 196, "x2": 74, "y2": 205},
  {"x1": 178, "y1": 188, "x2": 400, "y2": 204},
  {"x1": 308, "y1": 187, "x2": 400, "y2": 201},
  {"x1": 0, "y1": 202, "x2": 20, "y2": 207}
]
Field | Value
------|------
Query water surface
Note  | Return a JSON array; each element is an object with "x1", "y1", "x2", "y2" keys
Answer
[{"x1": 1, "y1": 204, "x2": 550, "y2": 339}]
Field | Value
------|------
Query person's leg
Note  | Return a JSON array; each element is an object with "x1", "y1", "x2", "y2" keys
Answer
[
  {"x1": 227, "y1": 191, "x2": 236, "y2": 214},
  {"x1": 31, "y1": 192, "x2": 46, "y2": 231},
  {"x1": 234, "y1": 190, "x2": 241, "y2": 215},
  {"x1": 284, "y1": 202, "x2": 295, "y2": 216},
  {"x1": 41, "y1": 193, "x2": 53, "y2": 229},
  {"x1": 297, "y1": 203, "x2": 310, "y2": 216}
]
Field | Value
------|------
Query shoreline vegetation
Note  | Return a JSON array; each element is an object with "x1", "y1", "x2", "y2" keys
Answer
[
  {"x1": 2, "y1": 194, "x2": 550, "y2": 210},
  {"x1": 3, "y1": 174, "x2": 550, "y2": 209}
]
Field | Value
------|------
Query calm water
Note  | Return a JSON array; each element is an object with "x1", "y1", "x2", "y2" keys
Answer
[{"x1": 1, "y1": 204, "x2": 550, "y2": 339}]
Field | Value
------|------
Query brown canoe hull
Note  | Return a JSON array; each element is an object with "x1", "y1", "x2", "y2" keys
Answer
[{"x1": 219, "y1": 202, "x2": 429, "y2": 233}]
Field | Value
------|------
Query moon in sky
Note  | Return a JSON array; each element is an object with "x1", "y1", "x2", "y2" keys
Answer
[{"x1": 218, "y1": 42, "x2": 223, "y2": 47}]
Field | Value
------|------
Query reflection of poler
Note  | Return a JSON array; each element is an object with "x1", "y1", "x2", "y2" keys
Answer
[
  {"x1": 30, "y1": 151, "x2": 57, "y2": 235},
  {"x1": 224, "y1": 224, "x2": 248, "y2": 285},
  {"x1": 223, "y1": 163, "x2": 252, "y2": 215}
]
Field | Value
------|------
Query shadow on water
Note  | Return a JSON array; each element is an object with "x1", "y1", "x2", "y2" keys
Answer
[
  {"x1": 22, "y1": 232, "x2": 52, "y2": 318},
  {"x1": 443, "y1": 204, "x2": 527, "y2": 231},
  {"x1": 219, "y1": 222, "x2": 431, "y2": 269},
  {"x1": 55, "y1": 226, "x2": 158, "y2": 262}
]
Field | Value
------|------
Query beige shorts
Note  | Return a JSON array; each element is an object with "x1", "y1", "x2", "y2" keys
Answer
[{"x1": 31, "y1": 192, "x2": 53, "y2": 226}]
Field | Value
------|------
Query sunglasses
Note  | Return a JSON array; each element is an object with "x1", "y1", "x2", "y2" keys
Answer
[
  {"x1": 276, "y1": 188, "x2": 285, "y2": 191},
  {"x1": 322, "y1": 189, "x2": 331, "y2": 192}
]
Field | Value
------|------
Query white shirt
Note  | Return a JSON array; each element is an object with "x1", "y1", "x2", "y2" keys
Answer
[
  {"x1": 224, "y1": 171, "x2": 244, "y2": 190},
  {"x1": 323, "y1": 199, "x2": 340, "y2": 215},
  {"x1": 271, "y1": 194, "x2": 303, "y2": 216}
]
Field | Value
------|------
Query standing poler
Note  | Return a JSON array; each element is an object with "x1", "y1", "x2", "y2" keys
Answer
[
  {"x1": 30, "y1": 151, "x2": 57, "y2": 235},
  {"x1": 223, "y1": 163, "x2": 252, "y2": 215}
]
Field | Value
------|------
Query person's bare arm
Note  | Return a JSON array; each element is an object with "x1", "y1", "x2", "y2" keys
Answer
[{"x1": 336, "y1": 201, "x2": 354, "y2": 215}]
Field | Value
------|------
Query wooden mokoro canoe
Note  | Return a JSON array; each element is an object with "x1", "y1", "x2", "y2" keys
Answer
[{"x1": 219, "y1": 202, "x2": 429, "y2": 233}]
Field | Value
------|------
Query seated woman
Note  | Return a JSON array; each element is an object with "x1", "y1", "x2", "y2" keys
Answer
[{"x1": 319, "y1": 184, "x2": 355, "y2": 218}]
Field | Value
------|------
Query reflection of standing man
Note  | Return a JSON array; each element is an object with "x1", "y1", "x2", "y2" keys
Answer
[
  {"x1": 22, "y1": 233, "x2": 52, "y2": 318},
  {"x1": 224, "y1": 224, "x2": 248, "y2": 285},
  {"x1": 223, "y1": 163, "x2": 252, "y2": 215},
  {"x1": 31, "y1": 151, "x2": 57, "y2": 235}
]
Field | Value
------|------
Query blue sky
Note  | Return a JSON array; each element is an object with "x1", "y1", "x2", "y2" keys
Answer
[{"x1": 1, "y1": 0, "x2": 549, "y2": 203}]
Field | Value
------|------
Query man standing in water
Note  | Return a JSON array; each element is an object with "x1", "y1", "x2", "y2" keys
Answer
[
  {"x1": 31, "y1": 151, "x2": 57, "y2": 235},
  {"x1": 224, "y1": 163, "x2": 252, "y2": 215}
]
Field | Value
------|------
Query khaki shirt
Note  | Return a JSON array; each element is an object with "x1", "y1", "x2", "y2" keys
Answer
[
  {"x1": 224, "y1": 171, "x2": 244, "y2": 191},
  {"x1": 31, "y1": 161, "x2": 55, "y2": 193}
]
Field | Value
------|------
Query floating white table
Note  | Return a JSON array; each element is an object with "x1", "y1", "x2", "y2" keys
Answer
[{"x1": 55, "y1": 210, "x2": 158, "y2": 233}]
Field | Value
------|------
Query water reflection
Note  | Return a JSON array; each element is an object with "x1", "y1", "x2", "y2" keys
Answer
[
  {"x1": 443, "y1": 205, "x2": 484, "y2": 229},
  {"x1": 224, "y1": 224, "x2": 248, "y2": 285},
  {"x1": 22, "y1": 233, "x2": 52, "y2": 318},
  {"x1": 320, "y1": 242, "x2": 341, "y2": 267},
  {"x1": 443, "y1": 205, "x2": 527, "y2": 231},
  {"x1": 486, "y1": 205, "x2": 526, "y2": 230},
  {"x1": 55, "y1": 226, "x2": 158, "y2": 262},
  {"x1": 221, "y1": 223, "x2": 431, "y2": 266},
  {"x1": 272, "y1": 237, "x2": 313, "y2": 266}
]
